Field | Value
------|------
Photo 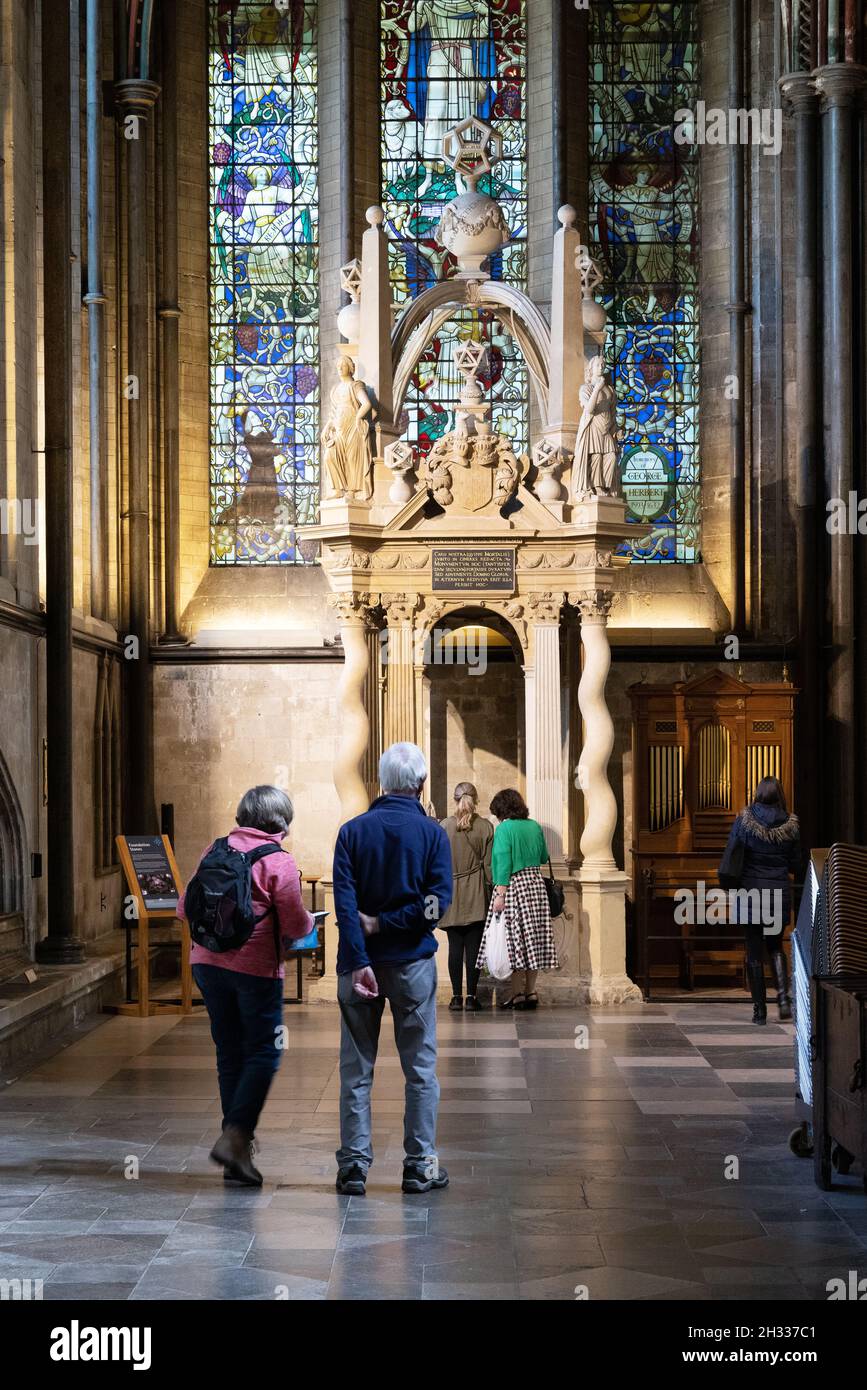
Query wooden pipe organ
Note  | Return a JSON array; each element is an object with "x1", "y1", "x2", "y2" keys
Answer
[{"x1": 629, "y1": 671, "x2": 797, "y2": 993}]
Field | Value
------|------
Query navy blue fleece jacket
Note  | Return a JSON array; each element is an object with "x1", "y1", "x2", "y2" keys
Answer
[{"x1": 333, "y1": 794, "x2": 453, "y2": 974}]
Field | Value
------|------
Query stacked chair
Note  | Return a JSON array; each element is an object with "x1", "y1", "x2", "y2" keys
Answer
[{"x1": 794, "y1": 845, "x2": 867, "y2": 1191}]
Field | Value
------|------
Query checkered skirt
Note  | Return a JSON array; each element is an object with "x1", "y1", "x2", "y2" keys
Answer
[{"x1": 477, "y1": 866, "x2": 560, "y2": 973}]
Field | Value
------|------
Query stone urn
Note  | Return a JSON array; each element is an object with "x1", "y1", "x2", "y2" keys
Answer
[{"x1": 436, "y1": 118, "x2": 510, "y2": 275}]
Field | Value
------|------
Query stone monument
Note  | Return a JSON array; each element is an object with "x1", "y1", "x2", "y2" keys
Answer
[{"x1": 303, "y1": 118, "x2": 647, "y2": 1007}]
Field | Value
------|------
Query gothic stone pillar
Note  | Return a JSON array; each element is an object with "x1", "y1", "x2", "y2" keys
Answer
[
  {"x1": 526, "y1": 593, "x2": 565, "y2": 858},
  {"x1": 313, "y1": 591, "x2": 375, "y2": 997},
  {"x1": 382, "y1": 593, "x2": 420, "y2": 748}
]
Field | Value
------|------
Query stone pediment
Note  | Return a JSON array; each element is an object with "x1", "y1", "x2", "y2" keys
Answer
[{"x1": 381, "y1": 481, "x2": 562, "y2": 538}]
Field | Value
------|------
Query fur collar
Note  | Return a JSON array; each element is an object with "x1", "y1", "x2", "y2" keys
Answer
[{"x1": 740, "y1": 807, "x2": 800, "y2": 843}]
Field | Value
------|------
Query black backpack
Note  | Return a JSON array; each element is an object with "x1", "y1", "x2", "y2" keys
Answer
[{"x1": 184, "y1": 838, "x2": 284, "y2": 953}]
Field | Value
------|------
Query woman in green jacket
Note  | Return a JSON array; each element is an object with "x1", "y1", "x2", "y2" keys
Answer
[{"x1": 478, "y1": 788, "x2": 559, "y2": 1010}]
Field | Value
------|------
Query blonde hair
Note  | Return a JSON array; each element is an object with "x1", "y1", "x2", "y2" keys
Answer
[{"x1": 453, "y1": 781, "x2": 478, "y2": 832}]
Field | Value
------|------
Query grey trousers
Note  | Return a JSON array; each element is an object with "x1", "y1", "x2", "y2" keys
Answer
[{"x1": 336, "y1": 956, "x2": 440, "y2": 1173}]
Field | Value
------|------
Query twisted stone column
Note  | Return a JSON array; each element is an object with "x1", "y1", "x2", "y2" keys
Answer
[
  {"x1": 382, "y1": 593, "x2": 420, "y2": 748},
  {"x1": 329, "y1": 593, "x2": 374, "y2": 823},
  {"x1": 570, "y1": 588, "x2": 638, "y2": 1004},
  {"x1": 572, "y1": 590, "x2": 617, "y2": 871}
]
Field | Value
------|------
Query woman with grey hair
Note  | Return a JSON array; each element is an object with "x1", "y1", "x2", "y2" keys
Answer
[{"x1": 178, "y1": 785, "x2": 314, "y2": 1186}]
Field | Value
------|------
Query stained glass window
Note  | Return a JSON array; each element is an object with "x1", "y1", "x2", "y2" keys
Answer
[
  {"x1": 589, "y1": 1, "x2": 700, "y2": 562},
  {"x1": 208, "y1": 1, "x2": 319, "y2": 565},
  {"x1": 381, "y1": 1, "x2": 528, "y2": 458}
]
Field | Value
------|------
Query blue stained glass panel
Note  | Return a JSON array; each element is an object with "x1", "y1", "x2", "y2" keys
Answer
[
  {"x1": 208, "y1": 1, "x2": 320, "y2": 566},
  {"x1": 589, "y1": 1, "x2": 700, "y2": 562}
]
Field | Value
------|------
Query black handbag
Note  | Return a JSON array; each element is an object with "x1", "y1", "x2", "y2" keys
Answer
[
  {"x1": 544, "y1": 858, "x2": 565, "y2": 918},
  {"x1": 718, "y1": 833, "x2": 744, "y2": 889}
]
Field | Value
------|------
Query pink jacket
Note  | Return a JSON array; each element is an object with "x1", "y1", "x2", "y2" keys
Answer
[{"x1": 177, "y1": 827, "x2": 314, "y2": 980}]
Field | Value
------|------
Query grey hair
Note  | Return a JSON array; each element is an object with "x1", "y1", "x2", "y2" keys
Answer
[
  {"x1": 235, "y1": 785, "x2": 294, "y2": 834},
  {"x1": 379, "y1": 742, "x2": 428, "y2": 794}
]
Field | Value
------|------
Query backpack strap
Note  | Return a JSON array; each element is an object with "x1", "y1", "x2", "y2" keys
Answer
[
  {"x1": 243, "y1": 843, "x2": 286, "y2": 964},
  {"x1": 244, "y1": 843, "x2": 285, "y2": 867}
]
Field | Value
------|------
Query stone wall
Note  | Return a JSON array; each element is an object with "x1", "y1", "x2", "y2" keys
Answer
[
  {"x1": 153, "y1": 659, "x2": 343, "y2": 885},
  {"x1": 426, "y1": 661, "x2": 525, "y2": 820}
]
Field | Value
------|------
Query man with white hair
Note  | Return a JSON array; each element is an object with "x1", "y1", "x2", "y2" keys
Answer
[{"x1": 333, "y1": 742, "x2": 452, "y2": 1196}]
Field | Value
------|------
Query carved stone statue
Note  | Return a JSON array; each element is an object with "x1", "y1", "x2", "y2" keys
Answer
[
  {"x1": 493, "y1": 440, "x2": 522, "y2": 508},
  {"x1": 426, "y1": 436, "x2": 454, "y2": 507},
  {"x1": 321, "y1": 356, "x2": 375, "y2": 501},
  {"x1": 572, "y1": 355, "x2": 619, "y2": 501}
]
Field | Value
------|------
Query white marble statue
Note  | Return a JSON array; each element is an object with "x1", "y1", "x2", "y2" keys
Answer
[
  {"x1": 573, "y1": 356, "x2": 619, "y2": 501},
  {"x1": 321, "y1": 357, "x2": 374, "y2": 501}
]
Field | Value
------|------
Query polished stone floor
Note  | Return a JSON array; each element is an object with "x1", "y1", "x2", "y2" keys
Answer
[{"x1": 1, "y1": 998, "x2": 866, "y2": 1301}]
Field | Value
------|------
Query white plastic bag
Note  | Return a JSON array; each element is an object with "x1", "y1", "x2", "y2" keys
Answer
[{"x1": 484, "y1": 910, "x2": 512, "y2": 981}]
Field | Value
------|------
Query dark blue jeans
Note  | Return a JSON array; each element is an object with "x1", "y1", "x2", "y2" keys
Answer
[{"x1": 193, "y1": 964, "x2": 283, "y2": 1134}]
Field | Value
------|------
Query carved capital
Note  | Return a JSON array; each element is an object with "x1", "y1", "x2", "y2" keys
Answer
[
  {"x1": 420, "y1": 597, "x2": 446, "y2": 627},
  {"x1": 570, "y1": 589, "x2": 615, "y2": 623},
  {"x1": 778, "y1": 71, "x2": 819, "y2": 116},
  {"x1": 814, "y1": 63, "x2": 867, "y2": 112},
  {"x1": 525, "y1": 590, "x2": 564, "y2": 625},
  {"x1": 381, "y1": 591, "x2": 421, "y2": 625},
  {"x1": 503, "y1": 600, "x2": 527, "y2": 645},
  {"x1": 327, "y1": 591, "x2": 375, "y2": 626}
]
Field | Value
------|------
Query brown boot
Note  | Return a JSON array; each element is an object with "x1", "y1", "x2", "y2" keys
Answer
[{"x1": 210, "y1": 1124, "x2": 263, "y2": 1186}]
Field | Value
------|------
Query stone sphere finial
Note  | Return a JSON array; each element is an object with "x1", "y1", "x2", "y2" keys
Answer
[
  {"x1": 558, "y1": 204, "x2": 577, "y2": 228},
  {"x1": 366, "y1": 206, "x2": 385, "y2": 227}
]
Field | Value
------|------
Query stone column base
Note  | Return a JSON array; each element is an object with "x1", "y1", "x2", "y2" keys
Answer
[{"x1": 577, "y1": 868, "x2": 642, "y2": 1006}]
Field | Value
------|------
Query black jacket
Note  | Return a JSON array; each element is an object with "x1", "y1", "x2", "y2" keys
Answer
[{"x1": 723, "y1": 802, "x2": 801, "y2": 926}]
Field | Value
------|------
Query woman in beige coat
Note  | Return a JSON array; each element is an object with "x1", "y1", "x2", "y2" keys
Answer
[{"x1": 440, "y1": 782, "x2": 494, "y2": 1011}]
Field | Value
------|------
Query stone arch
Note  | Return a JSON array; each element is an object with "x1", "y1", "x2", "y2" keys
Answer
[
  {"x1": 0, "y1": 747, "x2": 26, "y2": 917},
  {"x1": 417, "y1": 603, "x2": 527, "y2": 818},
  {"x1": 390, "y1": 279, "x2": 551, "y2": 429},
  {"x1": 416, "y1": 600, "x2": 526, "y2": 664}
]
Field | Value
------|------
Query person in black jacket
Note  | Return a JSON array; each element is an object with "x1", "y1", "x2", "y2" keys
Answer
[{"x1": 722, "y1": 776, "x2": 801, "y2": 1025}]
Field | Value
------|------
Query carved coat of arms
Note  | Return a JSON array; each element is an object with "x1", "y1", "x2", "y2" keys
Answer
[{"x1": 423, "y1": 426, "x2": 524, "y2": 515}]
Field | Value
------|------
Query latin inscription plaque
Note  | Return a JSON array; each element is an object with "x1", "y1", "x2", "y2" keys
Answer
[{"x1": 431, "y1": 548, "x2": 516, "y2": 593}]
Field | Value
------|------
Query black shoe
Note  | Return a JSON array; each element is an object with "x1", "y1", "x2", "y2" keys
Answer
[
  {"x1": 524, "y1": 993, "x2": 539, "y2": 1011},
  {"x1": 448, "y1": 995, "x2": 463, "y2": 1011},
  {"x1": 464, "y1": 995, "x2": 482, "y2": 1012},
  {"x1": 402, "y1": 1162, "x2": 449, "y2": 1194},
  {"x1": 771, "y1": 950, "x2": 792, "y2": 1021},
  {"x1": 747, "y1": 962, "x2": 767, "y2": 1027},
  {"x1": 499, "y1": 993, "x2": 525, "y2": 1011},
  {"x1": 336, "y1": 1163, "x2": 367, "y2": 1196},
  {"x1": 210, "y1": 1125, "x2": 263, "y2": 1187}
]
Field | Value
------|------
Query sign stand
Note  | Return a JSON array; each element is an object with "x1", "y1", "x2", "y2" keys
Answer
[{"x1": 113, "y1": 834, "x2": 193, "y2": 1018}]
